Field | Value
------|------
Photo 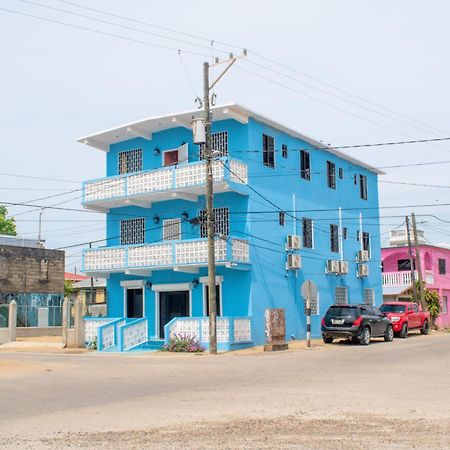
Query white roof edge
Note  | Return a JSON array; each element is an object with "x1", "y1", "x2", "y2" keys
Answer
[{"x1": 76, "y1": 102, "x2": 383, "y2": 175}]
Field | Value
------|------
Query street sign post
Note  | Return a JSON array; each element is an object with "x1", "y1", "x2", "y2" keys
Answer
[{"x1": 301, "y1": 280, "x2": 318, "y2": 348}]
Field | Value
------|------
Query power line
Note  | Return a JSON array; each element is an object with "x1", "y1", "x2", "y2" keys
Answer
[{"x1": 0, "y1": 7, "x2": 211, "y2": 58}]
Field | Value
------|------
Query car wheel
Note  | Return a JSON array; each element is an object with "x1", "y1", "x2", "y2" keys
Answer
[
  {"x1": 384, "y1": 325, "x2": 394, "y2": 342},
  {"x1": 360, "y1": 327, "x2": 371, "y2": 345},
  {"x1": 399, "y1": 323, "x2": 408, "y2": 338},
  {"x1": 420, "y1": 320, "x2": 430, "y2": 335},
  {"x1": 322, "y1": 335, "x2": 333, "y2": 344}
]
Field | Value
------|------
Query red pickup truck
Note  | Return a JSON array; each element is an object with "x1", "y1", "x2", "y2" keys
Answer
[{"x1": 379, "y1": 302, "x2": 430, "y2": 338}]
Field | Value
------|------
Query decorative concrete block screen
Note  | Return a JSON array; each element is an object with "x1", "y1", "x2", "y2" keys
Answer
[
  {"x1": 335, "y1": 287, "x2": 349, "y2": 305},
  {"x1": 364, "y1": 288, "x2": 375, "y2": 306},
  {"x1": 85, "y1": 178, "x2": 125, "y2": 202},
  {"x1": 229, "y1": 160, "x2": 248, "y2": 184},
  {"x1": 121, "y1": 318, "x2": 148, "y2": 351},
  {"x1": 175, "y1": 239, "x2": 227, "y2": 265},
  {"x1": 233, "y1": 318, "x2": 251, "y2": 342},
  {"x1": 84, "y1": 318, "x2": 114, "y2": 343},
  {"x1": 84, "y1": 248, "x2": 126, "y2": 271},
  {"x1": 202, "y1": 318, "x2": 230, "y2": 343},
  {"x1": 232, "y1": 239, "x2": 250, "y2": 262},
  {"x1": 128, "y1": 244, "x2": 172, "y2": 267},
  {"x1": 128, "y1": 168, "x2": 172, "y2": 194},
  {"x1": 101, "y1": 322, "x2": 115, "y2": 349}
]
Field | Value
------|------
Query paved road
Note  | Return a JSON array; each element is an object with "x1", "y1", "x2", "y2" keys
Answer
[{"x1": 1, "y1": 333, "x2": 449, "y2": 448}]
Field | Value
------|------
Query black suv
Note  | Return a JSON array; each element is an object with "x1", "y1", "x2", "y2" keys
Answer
[{"x1": 321, "y1": 304, "x2": 393, "y2": 345}]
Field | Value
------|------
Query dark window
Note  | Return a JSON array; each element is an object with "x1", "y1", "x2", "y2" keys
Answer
[
  {"x1": 300, "y1": 150, "x2": 311, "y2": 180},
  {"x1": 397, "y1": 259, "x2": 414, "y2": 271},
  {"x1": 205, "y1": 284, "x2": 221, "y2": 316},
  {"x1": 362, "y1": 232, "x2": 370, "y2": 254},
  {"x1": 120, "y1": 218, "x2": 145, "y2": 245},
  {"x1": 354, "y1": 175, "x2": 358, "y2": 185},
  {"x1": 279, "y1": 212, "x2": 285, "y2": 226},
  {"x1": 438, "y1": 258, "x2": 446, "y2": 274},
  {"x1": 327, "y1": 161, "x2": 336, "y2": 189},
  {"x1": 263, "y1": 134, "x2": 275, "y2": 168},
  {"x1": 282, "y1": 144, "x2": 288, "y2": 158},
  {"x1": 119, "y1": 149, "x2": 143, "y2": 174},
  {"x1": 302, "y1": 218, "x2": 313, "y2": 248},
  {"x1": 412, "y1": 304, "x2": 419, "y2": 313},
  {"x1": 380, "y1": 304, "x2": 406, "y2": 313},
  {"x1": 356, "y1": 230, "x2": 360, "y2": 241},
  {"x1": 360, "y1": 175, "x2": 368, "y2": 200},
  {"x1": 199, "y1": 207, "x2": 229, "y2": 238},
  {"x1": 343, "y1": 227, "x2": 348, "y2": 240},
  {"x1": 330, "y1": 224, "x2": 339, "y2": 253},
  {"x1": 325, "y1": 305, "x2": 356, "y2": 318},
  {"x1": 200, "y1": 131, "x2": 228, "y2": 160},
  {"x1": 338, "y1": 168, "x2": 344, "y2": 179}
]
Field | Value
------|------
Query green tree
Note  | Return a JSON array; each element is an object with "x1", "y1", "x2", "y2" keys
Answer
[
  {"x1": 0, "y1": 206, "x2": 17, "y2": 236},
  {"x1": 64, "y1": 280, "x2": 74, "y2": 298},
  {"x1": 412, "y1": 281, "x2": 441, "y2": 327}
]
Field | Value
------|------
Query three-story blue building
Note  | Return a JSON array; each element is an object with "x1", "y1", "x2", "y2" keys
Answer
[{"x1": 79, "y1": 104, "x2": 382, "y2": 351}]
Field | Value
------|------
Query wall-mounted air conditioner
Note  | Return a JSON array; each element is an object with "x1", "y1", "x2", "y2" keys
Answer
[
  {"x1": 287, "y1": 254, "x2": 302, "y2": 270},
  {"x1": 286, "y1": 235, "x2": 301, "y2": 250},
  {"x1": 357, "y1": 250, "x2": 370, "y2": 262},
  {"x1": 358, "y1": 264, "x2": 369, "y2": 277},
  {"x1": 339, "y1": 261, "x2": 349, "y2": 275},
  {"x1": 326, "y1": 260, "x2": 340, "y2": 274}
]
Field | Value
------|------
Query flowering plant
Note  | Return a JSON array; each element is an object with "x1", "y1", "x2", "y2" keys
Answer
[
  {"x1": 161, "y1": 333, "x2": 205, "y2": 353},
  {"x1": 86, "y1": 336, "x2": 97, "y2": 350}
]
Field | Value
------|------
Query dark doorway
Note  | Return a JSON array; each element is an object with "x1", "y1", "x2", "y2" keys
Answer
[
  {"x1": 159, "y1": 291, "x2": 189, "y2": 338},
  {"x1": 126, "y1": 288, "x2": 143, "y2": 318},
  {"x1": 205, "y1": 285, "x2": 221, "y2": 316}
]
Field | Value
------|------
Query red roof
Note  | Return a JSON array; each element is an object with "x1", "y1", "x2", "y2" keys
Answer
[{"x1": 65, "y1": 272, "x2": 89, "y2": 282}]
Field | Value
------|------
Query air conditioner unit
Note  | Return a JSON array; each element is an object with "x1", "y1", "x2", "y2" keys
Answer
[
  {"x1": 326, "y1": 260, "x2": 340, "y2": 274},
  {"x1": 339, "y1": 261, "x2": 349, "y2": 275},
  {"x1": 358, "y1": 264, "x2": 369, "y2": 277},
  {"x1": 357, "y1": 250, "x2": 369, "y2": 262},
  {"x1": 287, "y1": 254, "x2": 302, "y2": 270},
  {"x1": 286, "y1": 235, "x2": 301, "y2": 250}
]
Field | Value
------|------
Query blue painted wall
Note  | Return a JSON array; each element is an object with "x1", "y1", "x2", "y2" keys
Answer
[{"x1": 99, "y1": 114, "x2": 381, "y2": 345}]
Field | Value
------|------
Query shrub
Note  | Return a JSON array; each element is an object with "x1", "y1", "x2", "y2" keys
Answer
[
  {"x1": 86, "y1": 337, "x2": 97, "y2": 350},
  {"x1": 161, "y1": 333, "x2": 205, "y2": 353}
]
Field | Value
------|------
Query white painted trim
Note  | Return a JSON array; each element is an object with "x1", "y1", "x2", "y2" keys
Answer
[
  {"x1": 199, "y1": 275, "x2": 224, "y2": 285},
  {"x1": 126, "y1": 126, "x2": 152, "y2": 140},
  {"x1": 120, "y1": 280, "x2": 146, "y2": 288},
  {"x1": 152, "y1": 282, "x2": 193, "y2": 292},
  {"x1": 155, "y1": 291, "x2": 160, "y2": 339}
]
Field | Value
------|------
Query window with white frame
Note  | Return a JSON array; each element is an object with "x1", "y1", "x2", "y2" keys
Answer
[
  {"x1": 362, "y1": 232, "x2": 370, "y2": 256},
  {"x1": 364, "y1": 288, "x2": 375, "y2": 306},
  {"x1": 335, "y1": 286, "x2": 348, "y2": 305},
  {"x1": 200, "y1": 131, "x2": 228, "y2": 159},
  {"x1": 199, "y1": 207, "x2": 229, "y2": 238},
  {"x1": 360, "y1": 174, "x2": 368, "y2": 200},
  {"x1": 163, "y1": 218, "x2": 181, "y2": 241},
  {"x1": 118, "y1": 149, "x2": 143, "y2": 174},
  {"x1": 304, "y1": 292, "x2": 320, "y2": 315},
  {"x1": 120, "y1": 218, "x2": 145, "y2": 245},
  {"x1": 330, "y1": 224, "x2": 339, "y2": 253},
  {"x1": 442, "y1": 296, "x2": 448, "y2": 314}
]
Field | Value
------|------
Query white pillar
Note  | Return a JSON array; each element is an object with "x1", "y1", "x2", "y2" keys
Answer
[{"x1": 8, "y1": 300, "x2": 17, "y2": 342}]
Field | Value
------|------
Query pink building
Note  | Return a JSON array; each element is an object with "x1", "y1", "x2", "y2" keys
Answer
[{"x1": 381, "y1": 243, "x2": 450, "y2": 328}]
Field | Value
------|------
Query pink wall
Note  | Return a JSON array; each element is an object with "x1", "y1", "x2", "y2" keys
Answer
[{"x1": 381, "y1": 245, "x2": 450, "y2": 328}]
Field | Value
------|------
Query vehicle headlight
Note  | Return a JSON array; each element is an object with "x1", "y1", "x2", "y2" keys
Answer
[{"x1": 391, "y1": 316, "x2": 401, "y2": 322}]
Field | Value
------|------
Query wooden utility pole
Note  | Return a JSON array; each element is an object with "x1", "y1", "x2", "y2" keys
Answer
[
  {"x1": 411, "y1": 212, "x2": 426, "y2": 310},
  {"x1": 203, "y1": 61, "x2": 217, "y2": 355},
  {"x1": 405, "y1": 216, "x2": 417, "y2": 302},
  {"x1": 200, "y1": 52, "x2": 246, "y2": 354}
]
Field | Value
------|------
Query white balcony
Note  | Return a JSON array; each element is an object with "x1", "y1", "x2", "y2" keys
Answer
[
  {"x1": 82, "y1": 158, "x2": 248, "y2": 211},
  {"x1": 82, "y1": 237, "x2": 250, "y2": 276},
  {"x1": 382, "y1": 270, "x2": 434, "y2": 287}
]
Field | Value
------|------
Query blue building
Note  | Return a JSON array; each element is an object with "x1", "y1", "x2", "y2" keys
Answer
[{"x1": 79, "y1": 104, "x2": 382, "y2": 351}]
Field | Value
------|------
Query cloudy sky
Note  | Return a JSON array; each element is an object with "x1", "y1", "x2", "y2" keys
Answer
[{"x1": 1, "y1": 0, "x2": 450, "y2": 271}]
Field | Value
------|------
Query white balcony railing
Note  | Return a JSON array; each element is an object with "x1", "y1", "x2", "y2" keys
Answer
[
  {"x1": 82, "y1": 237, "x2": 250, "y2": 274},
  {"x1": 382, "y1": 270, "x2": 434, "y2": 287},
  {"x1": 82, "y1": 158, "x2": 248, "y2": 209}
]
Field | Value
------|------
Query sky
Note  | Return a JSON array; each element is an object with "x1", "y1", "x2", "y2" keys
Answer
[{"x1": 1, "y1": 0, "x2": 450, "y2": 272}]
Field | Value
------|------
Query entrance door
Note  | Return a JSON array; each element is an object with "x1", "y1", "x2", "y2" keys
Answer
[
  {"x1": 126, "y1": 288, "x2": 143, "y2": 318},
  {"x1": 159, "y1": 291, "x2": 189, "y2": 339}
]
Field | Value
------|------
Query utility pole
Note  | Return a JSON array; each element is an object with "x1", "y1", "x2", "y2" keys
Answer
[
  {"x1": 405, "y1": 216, "x2": 417, "y2": 302},
  {"x1": 411, "y1": 212, "x2": 426, "y2": 310},
  {"x1": 89, "y1": 242, "x2": 94, "y2": 311},
  {"x1": 37, "y1": 209, "x2": 44, "y2": 247},
  {"x1": 197, "y1": 51, "x2": 246, "y2": 354}
]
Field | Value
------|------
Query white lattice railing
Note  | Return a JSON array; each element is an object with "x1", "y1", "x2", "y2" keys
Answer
[
  {"x1": 382, "y1": 270, "x2": 434, "y2": 286},
  {"x1": 164, "y1": 316, "x2": 252, "y2": 347},
  {"x1": 84, "y1": 317, "x2": 116, "y2": 344},
  {"x1": 82, "y1": 158, "x2": 247, "y2": 204},
  {"x1": 119, "y1": 318, "x2": 148, "y2": 351},
  {"x1": 83, "y1": 238, "x2": 249, "y2": 272}
]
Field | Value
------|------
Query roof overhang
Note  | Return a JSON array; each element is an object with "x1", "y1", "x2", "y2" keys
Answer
[{"x1": 77, "y1": 103, "x2": 383, "y2": 175}]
